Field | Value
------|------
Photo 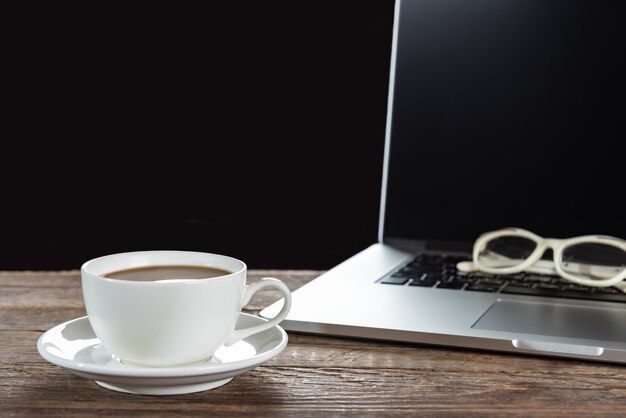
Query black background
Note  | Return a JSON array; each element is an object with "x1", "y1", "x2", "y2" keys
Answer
[{"x1": 2, "y1": 2, "x2": 395, "y2": 270}]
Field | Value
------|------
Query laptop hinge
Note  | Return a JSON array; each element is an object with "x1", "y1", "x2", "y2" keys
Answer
[{"x1": 383, "y1": 237, "x2": 472, "y2": 255}]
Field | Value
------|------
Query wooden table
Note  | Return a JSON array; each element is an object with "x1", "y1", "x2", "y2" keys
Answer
[{"x1": 2, "y1": 270, "x2": 626, "y2": 416}]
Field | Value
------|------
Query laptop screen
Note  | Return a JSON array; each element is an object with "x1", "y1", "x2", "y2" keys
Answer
[{"x1": 382, "y1": 0, "x2": 625, "y2": 248}]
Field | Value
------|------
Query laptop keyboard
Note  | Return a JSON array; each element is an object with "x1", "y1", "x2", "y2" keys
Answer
[{"x1": 380, "y1": 253, "x2": 626, "y2": 303}]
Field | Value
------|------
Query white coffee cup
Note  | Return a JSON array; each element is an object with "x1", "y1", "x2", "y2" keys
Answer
[{"x1": 81, "y1": 250, "x2": 291, "y2": 367}]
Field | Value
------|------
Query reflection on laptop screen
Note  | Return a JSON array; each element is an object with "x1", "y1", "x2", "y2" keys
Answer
[{"x1": 383, "y1": 0, "x2": 625, "y2": 247}]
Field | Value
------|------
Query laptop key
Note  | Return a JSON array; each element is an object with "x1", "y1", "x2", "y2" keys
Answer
[
  {"x1": 595, "y1": 287, "x2": 621, "y2": 294},
  {"x1": 402, "y1": 265, "x2": 442, "y2": 274},
  {"x1": 437, "y1": 280, "x2": 465, "y2": 289},
  {"x1": 523, "y1": 275, "x2": 556, "y2": 284},
  {"x1": 408, "y1": 274, "x2": 438, "y2": 287},
  {"x1": 561, "y1": 284, "x2": 593, "y2": 293},
  {"x1": 506, "y1": 280, "x2": 532, "y2": 287},
  {"x1": 390, "y1": 270, "x2": 412, "y2": 278},
  {"x1": 476, "y1": 278, "x2": 505, "y2": 286},
  {"x1": 381, "y1": 276, "x2": 410, "y2": 285},
  {"x1": 534, "y1": 283, "x2": 560, "y2": 290},
  {"x1": 453, "y1": 275, "x2": 477, "y2": 283}
]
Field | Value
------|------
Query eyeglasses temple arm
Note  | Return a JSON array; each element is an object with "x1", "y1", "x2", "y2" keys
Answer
[
  {"x1": 456, "y1": 261, "x2": 475, "y2": 272},
  {"x1": 455, "y1": 260, "x2": 555, "y2": 274}
]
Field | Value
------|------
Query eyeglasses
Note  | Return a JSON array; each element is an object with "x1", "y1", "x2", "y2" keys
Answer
[{"x1": 456, "y1": 228, "x2": 626, "y2": 291}]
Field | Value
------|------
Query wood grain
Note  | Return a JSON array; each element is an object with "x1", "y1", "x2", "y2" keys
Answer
[{"x1": 1, "y1": 270, "x2": 626, "y2": 417}]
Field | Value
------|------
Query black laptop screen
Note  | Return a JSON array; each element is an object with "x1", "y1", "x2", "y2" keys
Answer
[{"x1": 383, "y1": 0, "x2": 625, "y2": 247}]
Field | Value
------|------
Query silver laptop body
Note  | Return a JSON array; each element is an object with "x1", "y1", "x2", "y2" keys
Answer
[{"x1": 261, "y1": 0, "x2": 626, "y2": 363}]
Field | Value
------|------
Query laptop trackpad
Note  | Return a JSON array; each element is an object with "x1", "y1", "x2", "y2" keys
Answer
[{"x1": 472, "y1": 299, "x2": 626, "y2": 343}]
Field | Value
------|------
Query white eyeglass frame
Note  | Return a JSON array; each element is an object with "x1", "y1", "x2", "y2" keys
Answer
[{"x1": 457, "y1": 227, "x2": 626, "y2": 288}]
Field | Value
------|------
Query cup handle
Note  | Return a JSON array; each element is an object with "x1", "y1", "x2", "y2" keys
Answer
[{"x1": 223, "y1": 277, "x2": 292, "y2": 346}]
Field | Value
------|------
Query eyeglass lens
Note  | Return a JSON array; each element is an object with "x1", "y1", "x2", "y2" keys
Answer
[
  {"x1": 478, "y1": 236, "x2": 537, "y2": 269},
  {"x1": 561, "y1": 243, "x2": 626, "y2": 281}
]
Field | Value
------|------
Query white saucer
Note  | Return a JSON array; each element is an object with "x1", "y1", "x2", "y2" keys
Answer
[{"x1": 37, "y1": 313, "x2": 288, "y2": 395}]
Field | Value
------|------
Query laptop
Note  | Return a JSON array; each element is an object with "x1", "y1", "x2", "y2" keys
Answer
[{"x1": 261, "y1": 0, "x2": 626, "y2": 363}]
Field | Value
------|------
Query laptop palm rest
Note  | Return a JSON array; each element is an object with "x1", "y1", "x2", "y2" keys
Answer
[{"x1": 473, "y1": 300, "x2": 626, "y2": 344}]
